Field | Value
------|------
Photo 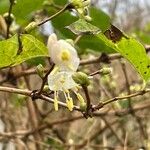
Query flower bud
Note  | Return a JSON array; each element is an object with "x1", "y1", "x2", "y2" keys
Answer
[
  {"x1": 43, "y1": 0, "x2": 53, "y2": 6},
  {"x1": 69, "y1": 0, "x2": 83, "y2": 8},
  {"x1": 99, "y1": 67, "x2": 112, "y2": 75},
  {"x1": 36, "y1": 64, "x2": 45, "y2": 78},
  {"x1": 3, "y1": 13, "x2": 15, "y2": 25},
  {"x1": 24, "y1": 22, "x2": 37, "y2": 32},
  {"x1": 69, "y1": 0, "x2": 91, "y2": 9},
  {"x1": 80, "y1": 101, "x2": 86, "y2": 111},
  {"x1": 72, "y1": 72, "x2": 90, "y2": 86},
  {"x1": 43, "y1": 85, "x2": 50, "y2": 92}
]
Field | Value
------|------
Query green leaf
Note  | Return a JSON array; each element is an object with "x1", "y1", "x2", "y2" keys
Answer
[
  {"x1": 90, "y1": 7, "x2": 110, "y2": 32},
  {"x1": 0, "y1": 0, "x2": 44, "y2": 25},
  {"x1": 0, "y1": 34, "x2": 48, "y2": 69},
  {"x1": 66, "y1": 19, "x2": 100, "y2": 35},
  {"x1": 53, "y1": 0, "x2": 68, "y2": 5},
  {"x1": 97, "y1": 33, "x2": 150, "y2": 82},
  {"x1": 78, "y1": 35, "x2": 115, "y2": 53},
  {"x1": 117, "y1": 38, "x2": 150, "y2": 82}
]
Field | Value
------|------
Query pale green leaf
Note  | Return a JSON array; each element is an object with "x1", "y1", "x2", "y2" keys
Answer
[
  {"x1": 97, "y1": 33, "x2": 150, "y2": 82},
  {"x1": 0, "y1": 34, "x2": 48, "y2": 68},
  {"x1": 66, "y1": 19, "x2": 100, "y2": 35}
]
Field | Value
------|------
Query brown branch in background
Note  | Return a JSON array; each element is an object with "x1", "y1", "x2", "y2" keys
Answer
[
  {"x1": 93, "y1": 89, "x2": 150, "y2": 111},
  {"x1": 80, "y1": 46, "x2": 150, "y2": 66},
  {"x1": 21, "y1": 65, "x2": 42, "y2": 149},
  {"x1": 120, "y1": 61, "x2": 131, "y2": 106},
  {"x1": 80, "y1": 53, "x2": 122, "y2": 65},
  {"x1": 0, "y1": 86, "x2": 150, "y2": 114},
  {"x1": 1, "y1": 100, "x2": 150, "y2": 141},
  {"x1": 120, "y1": 60, "x2": 148, "y2": 140},
  {"x1": 101, "y1": 117, "x2": 124, "y2": 146}
]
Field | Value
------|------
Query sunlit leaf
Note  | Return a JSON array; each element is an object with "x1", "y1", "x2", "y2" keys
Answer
[
  {"x1": 0, "y1": 34, "x2": 48, "y2": 69},
  {"x1": 97, "y1": 33, "x2": 150, "y2": 82},
  {"x1": 66, "y1": 19, "x2": 100, "y2": 35}
]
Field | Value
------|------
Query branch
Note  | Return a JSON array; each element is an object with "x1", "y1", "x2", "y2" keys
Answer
[
  {"x1": 93, "y1": 89, "x2": 150, "y2": 110},
  {"x1": 120, "y1": 61, "x2": 148, "y2": 140},
  {"x1": 80, "y1": 46, "x2": 150, "y2": 66},
  {"x1": 37, "y1": 4, "x2": 69, "y2": 26},
  {"x1": 6, "y1": 0, "x2": 15, "y2": 38},
  {"x1": 0, "y1": 86, "x2": 81, "y2": 111},
  {"x1": 82, "y1": 86, "x2": 92, "y2": 117},
  {"x1": 38, "y1": 63, "x2": 55, "y2": 95}
]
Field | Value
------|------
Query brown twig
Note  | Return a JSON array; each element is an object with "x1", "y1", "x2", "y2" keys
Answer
[
  {"x1": 38, "y1": 63, "x2": 55, "y2": 95},
  {"x1": 80, "y1": 53, "x2": 121, "y2": 65},
  {"x1": 21, "y1": 65, "x2": 42, "y2": 149},
  {"x1": 120, "y1": 61, "x2": 148, "y2": 140},
  {"x1": 101, "y1": 117, "x2": 124, "y2": 146},
  {"x1": 82, "y1": 86, "x2": 92, "y2": 117},
  {"x1": 0, "y1": 86, "x2": 150, "y2": 113},
  {"x1": 37, "y1": 4, "x2": 69, "y2": 26},
  {"x1": 6, "y1": 0, "x2": 15, "y2": 38},
  {"x1": 93, "y1": 89, "x2": 149, "y2": 110}
]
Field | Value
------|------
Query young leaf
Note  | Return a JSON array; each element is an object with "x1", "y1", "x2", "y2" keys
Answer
[
  {"x1": 0, "y1": 34, "x2": 48, "y2": 69},
  {"x1": 66, "y1": 19, "x2": 100, "y2": 35},
  {"x1": 97, "y1": 33, "x2": 150, "y2": 82},
  {"x1": 117, "y1": 38, "x2": 150, "y2": 82}
]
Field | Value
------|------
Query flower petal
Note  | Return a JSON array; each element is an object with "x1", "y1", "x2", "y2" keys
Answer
[{"x1": 48, "y1": 71, "x2": 77, "y2": 91}]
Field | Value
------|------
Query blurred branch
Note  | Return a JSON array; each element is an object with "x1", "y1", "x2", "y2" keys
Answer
[
  {"x1": 120, "y1": 61, "x2": 148, "y2": 140},
  {"x1": 6, "y1": 0, "x2": 15, "y2": 38},
  {"x1": 0, "y1": 86, "x2": 81, "y2": 111},
  {"x1": 93, "y1": 88, "x2": 150, "y2": 110},
  {"x1": 82, "y1": 85, "x2": 92, "y2": 117},
  {"x1": 0, "y1": 85, "x2": 150, "y2": 116},
  {"x1": 37, "y1": 3, "x2": 69, "y2": 26},
  {"x1": 1, "y1": 100, "x2": 150, "y2": 141},
  {"x1": 21, "y1": 65, "x2": 42, "y2": 149}
]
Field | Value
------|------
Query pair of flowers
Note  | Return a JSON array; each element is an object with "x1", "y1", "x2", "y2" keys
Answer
[{"x1": 47, "y1": 33, "x2": 85, "y2": 111}]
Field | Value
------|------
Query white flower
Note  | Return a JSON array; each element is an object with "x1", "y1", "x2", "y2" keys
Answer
[
  {"x1": 47, "y1": 34, "x2": 85, "y2": 111},
  {"x1": 47, "y1": 33, "x2": 80, "y2": 72}
]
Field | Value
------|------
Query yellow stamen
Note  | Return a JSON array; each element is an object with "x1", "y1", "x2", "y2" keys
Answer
[
  {"x1": 50, "y1": 66, "x2": 59, "y2": 75},
  {"x1": 61, "y1": 49, "x2": 71, "y2": 61},
  {"x1": 60, "y1": 75, "x2": 65, "y2": 84},
  {"x1": 63, "y1": 91, "x2": 74, "y2": 111},
  {"x1": 54, "y1": 91, "x2": 58, "y2": 111},
  {"x1": 76, "y1": 93, "x2": 85, "y2": 104},
  {"x1": 66, "y1": 98, "x2": 74, "y2": 111}
]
